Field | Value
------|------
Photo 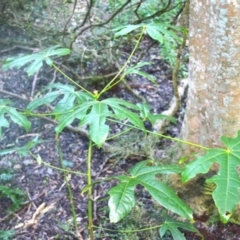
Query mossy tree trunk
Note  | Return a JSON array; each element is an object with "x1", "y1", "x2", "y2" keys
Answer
[{"x1": 181, "y1": 1, "x2": 240, "y2": 150}]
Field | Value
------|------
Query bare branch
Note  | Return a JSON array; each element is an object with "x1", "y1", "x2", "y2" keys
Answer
[{"x1": 70, "y1": 0, "x2": 132, "y2": 48}]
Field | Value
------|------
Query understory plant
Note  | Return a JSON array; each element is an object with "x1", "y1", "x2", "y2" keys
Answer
[
  {"x1": 0, "y1": 166, "x2": 26, "y2": 213},
  {"x1": 0, "y1": 230, "x2": 15, "y2": 240},
  {"x1": 1, "y1": 25, "x2": 240, "y2": 240},
  {"x1": 0, "y1": 168, "x2": 24, "y2": 240}
]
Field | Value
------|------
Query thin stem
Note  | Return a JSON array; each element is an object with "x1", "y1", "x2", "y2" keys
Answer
[
  {"x1": 52, "y1": 63, "x2": 94, "y2": 96},
  {"x1": 171, "y1": 0, "x2": 189, "y2": 104},
  {"x1": 106, "y1": 126, "x2": 134, "y2": 141},
  {"x1": 106, "y1": 118, "x2": 209, "y2": 150},
  {"x1": 55, "y1": 134, "x2": 78, "y2": 234},
  {"x1": 87, "y1": 139, "x2": 94, "y2": 240},
  {"x1": 149, "y1": 130, "x2": 209, "y2": 150},
  {"x1": 93, "y1": 223, "x2": 163, "y2": 233},
  {"x1": 29, "y1": 152, "x2": 87, "y2": 175},
  {"x1": 97, "y1": 27, "x2": 145, "y2": 98}
]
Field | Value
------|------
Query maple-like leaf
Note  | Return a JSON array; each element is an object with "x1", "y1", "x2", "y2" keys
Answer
[
  {"x1": 2, "y1": 46, "x2": 71, "y2": 76},
  {"x1": 160, "y1": 218, "x2": 201, "y2": 240},
  {"x1": 0, "y1": 99, "x2": 31, "y2": 136},
  {"x1": 182, "y1": 131, "x2": 240, "y2": 223},
  {"x1": 109, "y1": 160, "x2": 193, "y2": 223}
]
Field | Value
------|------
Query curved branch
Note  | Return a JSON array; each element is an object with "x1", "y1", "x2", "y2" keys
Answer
[
  {"x1": 70, "y1": 0, "x2": 132, "y2": 48},
  {"x1": 153, "y1": 0, "x2": 189, "y2": 133},
  {"x1": 78, "y1": 0, "x2": 95, "y2": 29},
  {"x1": 133, "y1": 0, "x2": 172, "y2": 24},
  {"x1": 62, "y1": 0, "x2": 78, "y2": 38},
  {"x1": 134, "y1": 0, "x2": 145, "y2": 19}
]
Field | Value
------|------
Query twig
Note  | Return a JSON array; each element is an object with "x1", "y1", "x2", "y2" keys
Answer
[
  {"x1": 31, "y1": 70, "x2": 40, "y2": 98},
  {"x1": 133, "y1": 0, "x2": 172, "y2": 24},
  {"x1": 0, "y1": 45, "x2": 39, "y2": 53},
  {"x1": 78, "y1": 0, "x2": 94, "y2": 29},
  {"x1": 70, "y1": 0, "x2": 132, "y2": 48},
  {"x1": 122, "y1": 79, "x2": 146, "y2": 102},
  {"x1": 49, "y1": 68, "x2": 57, "y2": 85},
  {"x1": 62, "y1": 0, "x2": 77, "y2": 35},
  {"x1": 0, "y1": 89, "x2": 28, "y2": 101},
  {"x1": 59, "y1": 62, "x2": 118, "y2": 82}
]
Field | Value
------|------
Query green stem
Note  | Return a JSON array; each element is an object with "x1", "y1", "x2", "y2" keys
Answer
[
  {"x1": 56, "y1": 134, "x2": 78, "y2": 234},
  {"x1": 93, "y1": 223, "x2": 162, "y2": 233},
  {"x1": 106, "y1": 126, "x2": 134, "y2": 141},
  {"x1": 52, "y1": 63, "x2": 94, "y2": 96},
  {"x1": 87, "y1": 139, "x2": 94, "y2": 240},
  {"x1": 29, "y1": 152, "x2": 87, "y2": 175},
  {"x1": 106, "y1": 118, "x2": 209, "y2": 150},
  {"x1": 97, "y1": 27, "x2": 146, "y2": 98}
]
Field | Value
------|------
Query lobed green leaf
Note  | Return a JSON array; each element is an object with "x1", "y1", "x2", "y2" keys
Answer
[
  {"x1": 182, "y1": 131, "x2": 240, "y2": 222},
  {"x1": 5, "y1": 107, "x2": 31, "y2": 132},
  {"x1": 55, "y1": 101, "x2": 94, "y2": 133},
  {"x1": 114, "y1": 24, "x2": 142, "y2": 37},
  {"x1": 0, "y1": 136, "x2": 44, "y2": 157},
  {"x1": 81, "y1": 102, "x2": 111, "y2": 147},
  {"x1": 27, "y1": 91, "x2": 61, "y2": 111},
  {"x1": 0, "y1": 100, "x2": 31, "y2": 136},
  {"x1": 108, "y1": 160, "x2": 193, "y2": 223},
  {"x1": 103, "y1": 98, "x2": 145, "y2": 129},
  {"x1": 160, "y1": 218, "x2": 201, "y2": 240},
  {"x1": 146, "y1": 26, "x2": 164, "y2": 43},
  {"x1": 108, "y1": 175, "x2": 138, "y2": 223},
  {"x1": 2, "y1": 46, "x2": 71, "y2": 76}
]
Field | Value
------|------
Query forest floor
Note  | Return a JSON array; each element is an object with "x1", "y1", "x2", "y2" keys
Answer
[{"x1": 1, "y1": 33, "x2": 240, "y2": 240}]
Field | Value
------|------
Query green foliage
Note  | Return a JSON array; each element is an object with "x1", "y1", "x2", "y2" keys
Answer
[
  {"x1": 182, "y1": 131, "x2": 240, "y2": 223},
  {"x1": 161, "y1": 36, "x2": 179, "y2": 66},
  {"x1": 0, "y1": 185, "x2": 25, "y2": 212},
  {"x1": 114, "y1": 21, "x2": 187, "y2": 75},
  {"x1": 0, "y1": 136, "x2": 44, "y2": 157},
  {"x1": 0, "y1": 169, "x2": 14, "y2": 182},
  {"x1": 0, "y1": 138, "x2": 41, "y2": 214},
  {"x1": 0, "y1": 155, "x2": 26, "y2": 215},
  {"x1": 160, "y1": 218, "x2": 201, "y2": 240},
  {"x1": 108, "y1": 0, "x2": 183, "y2": 27},
  {"x1": 160, "y1": 36, "x2": 188, "y2": 78},
  {"x1": 56, "y1": 97, "x2": 146, "y2": 147},
  {"x1": 114, "y1": 23, "x2": 183, "y2": 44},
  {"x1": 0, "y1": 230, "x2": 15, "y2": 240},
  {"x1": 2, "y1": 37, "x2": 240, "y2": 239},
  {"x1": 124, "y1": 62, "x2": 157, "y2": 84},
  {"x1": 0, "y1": 99, "x2": 31, "y2": 137},
  {"x1": 137, "y1": 102, "x2": 176, "y2": 124},
  {"x1": 0, "y1": 42, "x2": 199, "y2": 239},
  {"x1": 27, "y1": 82, "x2": 148, "y2": 147},
  {"x1": 108, "y1": 160, "x2": 193, "y2": 223},
  {"x1": 27, "y1": 83, "x2": 93, "y2": 113},
  {"x1": 0, "y1": 166, "x2": 26, "y2": 214},
  {"x1": 2, "y1": 45, "x2": 71, "y2": 76},
  {"x1": 0, "y1": 2, "x2": 198, "y2": 239}
]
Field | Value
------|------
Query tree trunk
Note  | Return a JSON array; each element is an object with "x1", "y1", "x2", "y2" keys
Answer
[{"x1": 181, "y1": 1, "x2": 240, "y2": 149}]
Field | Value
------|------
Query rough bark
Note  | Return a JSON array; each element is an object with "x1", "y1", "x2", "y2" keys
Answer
[{"x1": 181, "y1": 0, "x2": 240, "y2": 149}]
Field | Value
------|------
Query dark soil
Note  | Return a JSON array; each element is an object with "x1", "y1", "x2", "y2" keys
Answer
[{"x1": 1, "y1": 31, "x2": 240, "y2": 240}]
